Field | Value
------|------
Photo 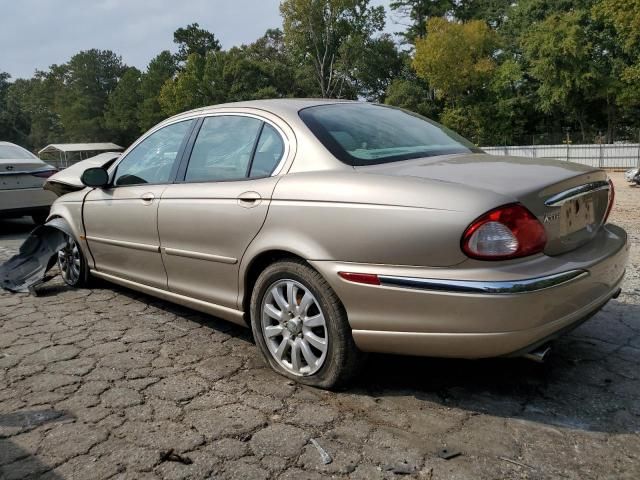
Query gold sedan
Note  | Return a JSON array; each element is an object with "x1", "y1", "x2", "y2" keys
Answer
[{"x1": 36, "y1": 100, "x2": 628, "y2": 388}]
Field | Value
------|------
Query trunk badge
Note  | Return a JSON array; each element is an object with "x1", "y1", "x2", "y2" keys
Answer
[{"x1": 543, "y1": 212, "x2": 560, "y2": 224}]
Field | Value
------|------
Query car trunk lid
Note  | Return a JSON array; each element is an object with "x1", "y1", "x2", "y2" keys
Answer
[
  {"x1": 357, "y1": 153, "x2": 611, "y2": 256},
  {"x1": 0, "y1": 159, "x2": 56, "y2": 190}
]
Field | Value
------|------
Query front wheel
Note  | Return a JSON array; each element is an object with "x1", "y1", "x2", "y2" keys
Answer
[
  {"x1": 250, "y1": 259, "x2": 364, "y2": 389},
  {"x1": 57, "y1": 235, "x2": 90, "y2": 288}
]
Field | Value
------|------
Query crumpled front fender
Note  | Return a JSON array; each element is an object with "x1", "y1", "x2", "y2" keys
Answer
[{"x1": 0, "y1": 218, "x2": 74, "y2": 293}]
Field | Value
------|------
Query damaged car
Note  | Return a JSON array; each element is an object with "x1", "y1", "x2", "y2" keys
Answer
[{"x1": 0, "y1": 100, "x2": 629, "y2": 388}]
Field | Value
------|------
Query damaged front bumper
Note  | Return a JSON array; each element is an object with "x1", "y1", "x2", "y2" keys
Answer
[{"x1": 0, "y1": 218, "x2": 74, "y2": 293}]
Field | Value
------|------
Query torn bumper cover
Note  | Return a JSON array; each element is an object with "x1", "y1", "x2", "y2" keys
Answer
[{"x1": 0, "y1": 218, "x2": 74, "y2": 293}]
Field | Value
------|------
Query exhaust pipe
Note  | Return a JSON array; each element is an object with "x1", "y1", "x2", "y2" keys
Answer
[{"x1": 523, "y1": 344, "x2": 552, "y2": 363}]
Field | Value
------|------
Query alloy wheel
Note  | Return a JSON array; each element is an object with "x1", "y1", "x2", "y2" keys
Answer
[
  {"x1": 261, "y1": 279, "x2": 328, "y2": 376},
  {"x1": 58, "y1": 236, "x2": 81, "y2": 285}
]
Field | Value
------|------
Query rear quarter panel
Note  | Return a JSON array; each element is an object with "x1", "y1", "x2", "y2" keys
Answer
[{"x1": 242, "y1": 171, "x2": 512, "y2": 268}]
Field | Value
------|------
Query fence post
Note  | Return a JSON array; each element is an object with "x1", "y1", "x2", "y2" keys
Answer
[
  {"x1": 637, "y1": 129, "x2": 640, "y2": 168},
  {"x1": 599, "y1": 142, "x2": 604, "y2": 168}
]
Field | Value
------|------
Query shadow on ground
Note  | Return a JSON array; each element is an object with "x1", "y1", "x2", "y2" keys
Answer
[
  {"x1": 20, "y1": 232, "x2": 640, "y2": 440},
  {"x1": 0, "y1": 410, "x2": 70, "y2": 479}
]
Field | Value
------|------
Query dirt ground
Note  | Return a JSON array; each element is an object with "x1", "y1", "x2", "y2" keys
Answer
[{"x1": 0, "y1": 172, "x2": 638, "y2": 479}]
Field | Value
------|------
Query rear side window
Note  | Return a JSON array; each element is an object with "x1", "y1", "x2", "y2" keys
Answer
[
  {"x1": 299, "y1": 103, "x2": 481, "y2": 166},
  {"x1": 185, "y1": 116, "x2": 262, "y2": 182},
  {"x1": 249, "y1": 124, "x2": 284, "y2": 178},
  {"x1": 184, "y1": 116, "x2": 285, "y2": 182},
  {"x1": 0, "y1": 144, "x2": 37, "y2": 159}
]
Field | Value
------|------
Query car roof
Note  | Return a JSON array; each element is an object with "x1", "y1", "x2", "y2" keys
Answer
[{"x1": 165, "y1": 98, "x2": 363, "y2": 124}]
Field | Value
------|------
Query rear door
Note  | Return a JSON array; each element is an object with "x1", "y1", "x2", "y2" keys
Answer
[
  {"x1": 158, "y1": 114, "x2": 287, "y2": 309},
  {"x1": 83, "y1": 119, "x2": 195, "y2": 288}
]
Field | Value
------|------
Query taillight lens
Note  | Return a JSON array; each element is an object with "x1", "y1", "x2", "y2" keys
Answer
[
  {"x1": 604, "y1": 178, "x2": 615, "y2": 223},
  {"x1": 31, "y1": 169, "x2": 58, "y2": 178},
  {"x1": 462, "y1": 204, "x2": 547, "y2": 260}
]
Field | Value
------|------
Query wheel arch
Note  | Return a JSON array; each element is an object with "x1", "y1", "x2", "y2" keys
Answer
[
  {"x1": 48, "y1": 201, "x2": 93, "y2": 268},
  {"x1": 240, "y1": 249, "x2": 309, "y2": 318}
]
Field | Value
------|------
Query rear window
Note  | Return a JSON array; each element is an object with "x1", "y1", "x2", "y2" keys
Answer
[
  {"x1": 0, "y1": 144, "x2": 37, "y2": 160},
  {"x1": 299, "y1": 103, "x2": 481, "y2": 166}
]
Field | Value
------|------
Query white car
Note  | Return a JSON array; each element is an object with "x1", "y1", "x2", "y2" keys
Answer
[{"x1": 0, "y1": 141, "x2": 58, "y2": 224}]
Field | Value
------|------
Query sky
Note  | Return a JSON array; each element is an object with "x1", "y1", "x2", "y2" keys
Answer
[{"x1": 1, "y1": 0, "x2": 399, "y2": 80}]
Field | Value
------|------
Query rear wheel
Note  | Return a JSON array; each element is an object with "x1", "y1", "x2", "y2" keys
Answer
[
  {"x1": 57, "y1": 235, "x2": 90, "y2": 288},
  {"x1": 250, "y1": 259, "x2": 364, "y2": 389}
]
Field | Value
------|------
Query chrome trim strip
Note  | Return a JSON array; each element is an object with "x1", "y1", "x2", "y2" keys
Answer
[
  {"x1": 163, "y1": 247, "x2": 237, "y2": 264},
  {"x1": 85, "y1": 236, "x2": 159, "y2": 253},
  {"x1": 378, "y1": 269, "x2": 589, "y2": 294},
  {"x1": 545, "y1": 181, "x2": 610, "y2": 207}
]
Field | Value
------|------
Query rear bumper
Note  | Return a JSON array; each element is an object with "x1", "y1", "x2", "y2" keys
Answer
[
  {"x1": 310, "y1": 224, "x2": 629, "y2": 358},
  {"x1": 0, "y1": 188, "x2": 55, "y2": 217}
]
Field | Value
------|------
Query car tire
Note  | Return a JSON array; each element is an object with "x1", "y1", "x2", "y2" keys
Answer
[
  {"x1": 57, "y1": 234, "x2": 91, "y2": 288},
  {"x1": 250, "y1": 259, "x2": 364, "y2": 389}
]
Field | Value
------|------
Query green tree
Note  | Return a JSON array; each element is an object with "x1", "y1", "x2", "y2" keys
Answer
[
  {"x1": 54, "y1": 49, "x2": 126, "y2": 142},
  {"x1": 389, "y1": 0, "x2": 452, "y2": 43},
  {"x1": 280, "y1": 0, "x2": 386, "y2": 98},
  {"x1": 138, "y1": 51, "x2": 177, "y2": 131},
  {"x1": 413, "y1": 17, "x2": 499, "y2": 101},
  {"x1": 104, "y1": 67, "x2": 142, "y2": 146},
  {"x1": 453, "y1": 0, "x2": 512, "y2": 28},
  {"x1": 174, "y1": 23, "x2": 222, "y2": 64},
  {"x1": 338, "y1": 33, "x2": 404, "y2": 101},
  {"x1": 521, "y1": 9, "x2": 604, "y2": 140},
  {"x1": 384, "y1": 77, "x2": 439, "y2": 118},
  {"x1": 223, "y1": 29, "x2": 306, "y2": 101},
  {"x1": 159, "y1": 52, "x2": 227, "y2": 115},
  {"x1": 0, "y1": 76, "x2": 34, "y2": 148}
]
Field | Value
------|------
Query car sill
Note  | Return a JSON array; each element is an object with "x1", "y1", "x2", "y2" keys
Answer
[
  {"x1": 90, "y1": 270, "x2": 246, "y2": 326},
  {"x1": 378, "y1": 269, "x2": 589, "y2": 295}
]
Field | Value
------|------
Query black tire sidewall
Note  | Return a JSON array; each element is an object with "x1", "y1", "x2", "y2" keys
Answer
[{"x1": 250, "y1": 261, "x2": 349, "y2": 389}]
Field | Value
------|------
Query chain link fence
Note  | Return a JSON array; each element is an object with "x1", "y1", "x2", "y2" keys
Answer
[{"x1": 482, "y1": 144, "x2": 640, "y2": 168}]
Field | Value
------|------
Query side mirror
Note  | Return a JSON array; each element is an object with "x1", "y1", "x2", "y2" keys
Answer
[{"x1": 81, "y1": 167, "x2": 110, "y2": 188}]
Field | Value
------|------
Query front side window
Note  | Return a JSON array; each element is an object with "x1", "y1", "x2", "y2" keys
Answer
[
  {"x1": 114, "y1": 120, "x2": 194, "y2": 186},
  {"x1": 299, "y1": 103, "x2": 482, "y2": 166}
]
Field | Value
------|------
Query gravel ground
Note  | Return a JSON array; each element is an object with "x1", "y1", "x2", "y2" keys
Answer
[{"x1": 0, "y1": 172, "x2": 638, "y2": 480}]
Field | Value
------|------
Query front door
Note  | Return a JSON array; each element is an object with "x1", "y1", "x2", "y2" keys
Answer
[
  {"x1": 83, "y1": 119, "x2": 195, "y2": 288},
  {"x1": 158, "y1": 115, "x2": 287, "y2": 308}
]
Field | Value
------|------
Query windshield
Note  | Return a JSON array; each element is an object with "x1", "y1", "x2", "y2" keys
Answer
[
  {"x1": 299, "y1": 103, "x2": 482, "y2": 166},
  {"x1": 0, "y1": 144, "x2": 37, "y2": 160}
]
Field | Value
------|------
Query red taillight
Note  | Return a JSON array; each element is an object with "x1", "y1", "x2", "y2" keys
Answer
[
  {"x1": 338, "y1": 272, "x2": 380, "y2": 285},
  {"x1": 31, "y1": 169, "x2": 58, "y2": 178},
  {"x1": 604, "y1": 178, "x2": 615, "y2": 223},
  {"x1": 462, "y1": 204, "x2": 547, "y2": 260}
]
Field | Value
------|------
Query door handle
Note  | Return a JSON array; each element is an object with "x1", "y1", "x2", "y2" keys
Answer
[
  {"x1": 237, "y1": 191, "x2": 262, "y2": 208},
  {"x1": 140, "y1": 192, "x2": 155, "y2": 204}
]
